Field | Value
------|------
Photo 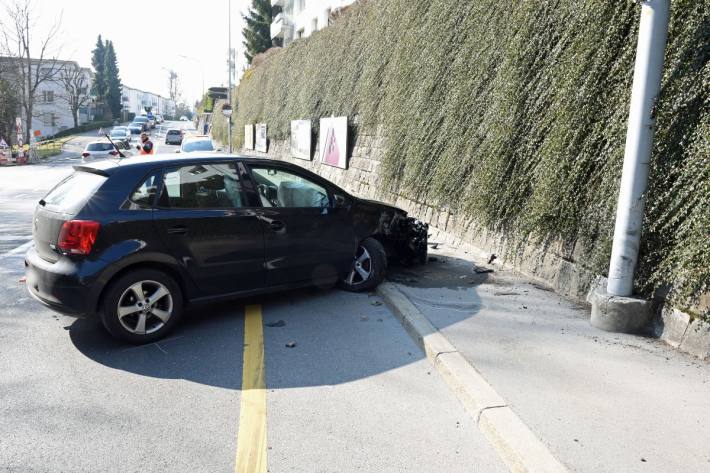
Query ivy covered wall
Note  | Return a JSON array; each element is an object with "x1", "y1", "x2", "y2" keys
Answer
[{"x1": 212, "y1": 0, "x2": 709, "y2": 314}]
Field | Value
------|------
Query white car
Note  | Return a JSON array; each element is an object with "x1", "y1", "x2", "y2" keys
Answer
[
  {"x1": 81, "y1": 140, "x2": 133, "y2": 162},
  {"x1": 178, "y1": 135, "x2": 218, "y2": 153}
]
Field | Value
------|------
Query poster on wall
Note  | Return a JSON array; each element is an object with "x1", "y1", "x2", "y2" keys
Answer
[
  {"x1": 244, "y1": 124, "x2": 254, "y2": 150},
  {"x1": 255, "y1": 123, "x2": 267, "y2": 153},
  {"x1": 319, "y1": 116, "x2": 348, "y2": 169},
  {"x1": 290, "y1": 119, "x2": 311, "y2": 160}
]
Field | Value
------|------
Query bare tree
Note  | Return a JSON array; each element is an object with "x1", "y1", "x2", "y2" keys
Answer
[
  {"x1": 0, "y1": 0, "x2": 63, "y2": 143},
  {"x1": 57, "y1": 63, "x2": 91, "y2": 128},
  {"x1": 167, "y1": 69, "x2": 181, "y2": 102}
]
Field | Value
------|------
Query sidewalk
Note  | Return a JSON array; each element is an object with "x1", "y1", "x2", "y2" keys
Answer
[{"x1": 383, "y1": 245, "x2": 710, "y2": 473}]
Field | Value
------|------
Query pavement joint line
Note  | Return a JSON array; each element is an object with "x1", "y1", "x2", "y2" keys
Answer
[
  {"x1": 154, "y1": 343, "x2": 168, "y2": 355},
  {"x1": 377, "y1": 281, "x2": 569, "y2": 473},
  {"x1": 0, "y1": 240, "x2": 34, "y2": 260}
]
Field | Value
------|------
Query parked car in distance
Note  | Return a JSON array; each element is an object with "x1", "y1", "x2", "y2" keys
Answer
[
  {"x1": 155, "y1": 114, "x2": 164, "y2": 124},
  {"x1": 109, "y1": 128, "x2": 131, "y2": 146},
  {"x1": 81, "y1": 140, "x2": 133, "y2": 162},
  {"x1": 25, "y1": 155, "x2": 428, "y2": 343},
  {"x1": 178, "y1": 135, "x2": 218, "y2": 153},
  {"x1": 132, "y1": 116, "x2": 149, "y2": 131},
  {"x1": 128, "y1": 124, "x2": 143, "y2": 137},
  {"x1": 179, "y1": 115, "x2": 188, "y2": 121},
  {"x1": 164, "y1": 128, "x2": 183, "y2": 145}
]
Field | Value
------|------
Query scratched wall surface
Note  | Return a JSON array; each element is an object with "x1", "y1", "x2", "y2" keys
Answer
[{"x1": 213, "y1": 0, "x2": 709, "y2": 317}]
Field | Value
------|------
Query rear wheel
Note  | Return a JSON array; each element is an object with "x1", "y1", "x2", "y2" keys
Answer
[
  {"x1": 341, "y1": 237, "x2": 387, "y2": 292},
  {"x1": 100, "y1": 269, "x2": 183, "y2": 344}
]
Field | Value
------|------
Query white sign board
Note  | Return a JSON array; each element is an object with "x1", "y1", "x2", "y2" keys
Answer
[
  {"x1": 255, "y1": 123, "x2": 267, "y2": 153},
  {"x1": 319, "y1": 116, "x2": 347, "y2": 169},
  {"x1": 244, "y1": 124, "x2": 254, "y2": 150},
  {"x1": 290, "y1": 119, "x2": 311, "y2": 160}
]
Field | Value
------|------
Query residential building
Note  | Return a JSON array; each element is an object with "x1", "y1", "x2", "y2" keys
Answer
[
  {"x1": 0, "y1": 57, "x2": 94, "y2": 139},
  {"x1": 121, "y1": 85, "x2": 176, "y2": 119},
  {"x1": 271, "y1": 0, "x2": 356, "y2": 47}
]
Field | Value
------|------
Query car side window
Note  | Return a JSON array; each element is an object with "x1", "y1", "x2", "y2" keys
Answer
[
  {"x1": 127, "y1": 171, "x2": 160, "y2": 209},
  {"x1": 250, "y1": 167, "x2": 330, "y2": 208},
  {"x1": 159, "y1": 163, "x2": 243, "y2": 209}
]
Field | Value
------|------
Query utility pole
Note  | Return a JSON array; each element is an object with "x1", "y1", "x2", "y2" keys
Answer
[
  {"x1": 590, "y1": 0, "x2": 671, "y2": 333},
  {"x1": 227, "y1": 0, "x2": 233, "y2": 154}
]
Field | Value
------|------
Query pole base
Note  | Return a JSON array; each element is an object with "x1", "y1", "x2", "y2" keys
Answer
[{"x1": 589, "y1": 285, "x2": 654, "y2": 334}]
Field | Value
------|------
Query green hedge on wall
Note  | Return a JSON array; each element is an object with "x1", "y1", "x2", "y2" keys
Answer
[{"x1": 213, "y1": 0, "x2": 709, "y2": 313}]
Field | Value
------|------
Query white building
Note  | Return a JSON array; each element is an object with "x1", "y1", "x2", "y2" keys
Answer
[
  {"x1": 271, "y1": 0, "x2": 356, "y2": 47},
  {"x1": 121, "y1": 85, "x2": 176, "y2": 119},
  {"x1": 0, "y1": 57, "x2": 94, "y2": 139}
]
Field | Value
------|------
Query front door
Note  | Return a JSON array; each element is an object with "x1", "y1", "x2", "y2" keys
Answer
[
  {"x1": 153, "y1": 162, "x2": 265, "y2": 296},
  {"x1": 247, "y1": 165, "x2": 356, "y2": 287}
]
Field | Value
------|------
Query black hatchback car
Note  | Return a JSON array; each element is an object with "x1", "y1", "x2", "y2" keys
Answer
[{"x1": 25, "y1": 154, "x2": 427, "y2": 343}]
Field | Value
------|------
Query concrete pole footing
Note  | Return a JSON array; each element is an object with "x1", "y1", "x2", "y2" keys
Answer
[{"x1": 589, "y1": 285, "x2": 654, "y2": 334}]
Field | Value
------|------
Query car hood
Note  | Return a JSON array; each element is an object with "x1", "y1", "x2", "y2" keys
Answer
[{"x1": 357, "y1": 197, "x2": 407, "y2": 216}]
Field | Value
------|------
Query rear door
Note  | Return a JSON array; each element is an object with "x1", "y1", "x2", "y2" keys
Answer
[
  {"x1": 152, "y1": 161, "x2": 265, "y2": 296},
  {"x1": 33, "y1": 171, "x2": 108, "y2": 263},
  {"x1": 245, "y1": 164, "x2": 356, "y2": 287}
]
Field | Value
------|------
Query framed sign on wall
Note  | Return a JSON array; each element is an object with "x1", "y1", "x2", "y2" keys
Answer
[
  {"x1": 244, "y1": 124, "x2": 254, "y2": 150},
  {"x1": 319, "y1": 116, "x2": 347, "y2": 169},
  {"x1": 255, "y1": 123, "x2": 267, "y2": 153},
  {"x1": 290, "y1": 119, "x2": 311, "y2": 160}
]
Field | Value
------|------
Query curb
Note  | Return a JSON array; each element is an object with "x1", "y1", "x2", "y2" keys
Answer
[{"x1": 377, "y1": 282, "x2": 568, "y2": 473}]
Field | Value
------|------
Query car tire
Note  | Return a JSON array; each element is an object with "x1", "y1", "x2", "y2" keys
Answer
[
  {"x1": 340, "y1": 237, "x2": 387, "y2": 292},
  {"x1": 99, "y1": 269, "x2": 183, "y2": 344}
]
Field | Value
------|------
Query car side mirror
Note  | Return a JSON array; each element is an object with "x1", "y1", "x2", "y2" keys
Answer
[{"x1": 333, "y1": 194, "x2": 349, "y2": 208}]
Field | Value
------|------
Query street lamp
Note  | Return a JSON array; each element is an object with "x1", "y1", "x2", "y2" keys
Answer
[{"x1": 222, "y1": 104, "x2": 233, "y2": 153}]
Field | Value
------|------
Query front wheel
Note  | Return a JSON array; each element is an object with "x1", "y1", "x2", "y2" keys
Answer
[
  {"x1": 340, "y1": 237, "x2": 387, "y2": 292},
  {"x1": 100, "y1": 269, "x2": 183, "y2": 344}
]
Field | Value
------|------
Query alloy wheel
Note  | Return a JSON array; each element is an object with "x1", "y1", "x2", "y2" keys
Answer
[
  {"x1": 116, "y1": 280, "x2": 173, "y2": 335},
  {"x1": 345, "y1": 246, "x2": 372, "y2": 285}
]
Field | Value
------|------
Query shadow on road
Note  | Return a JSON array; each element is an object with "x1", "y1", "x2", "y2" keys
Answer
[{"x1": 68, "y1": 253, "x2": 490, "y2": 390}]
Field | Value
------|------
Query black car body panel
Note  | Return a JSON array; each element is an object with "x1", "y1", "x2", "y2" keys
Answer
[{"x1": 25, "y1": 154, "x2": 427, "y2": 317}]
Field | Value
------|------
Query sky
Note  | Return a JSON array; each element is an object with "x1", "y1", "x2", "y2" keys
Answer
[{"x1": 12, "y1": 0, "x2": 252, "y2": 105}]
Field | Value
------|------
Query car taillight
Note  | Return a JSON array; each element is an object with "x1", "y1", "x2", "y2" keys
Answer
[
  {"x1": 57, "y1": 220, "x2": 100, "y2": 255},
  {"x1": 109, "y1": 150, "x2": 118, "y2": 156},
  {"x1": 82, "y1": 152, "x2": 90, "y2": 158}
]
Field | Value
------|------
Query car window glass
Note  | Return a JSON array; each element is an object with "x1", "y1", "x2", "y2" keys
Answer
[
  {"x1": 87, "y1": 143, "x2": 113, "y2": 151},
  {"x1": 42, "y1": 171, "x2": 107, "y2": 213},
  {"x1": 250, "y1": 167, "x2": 329, "y2": 208},
  {"x1": 161, "y1": 163, "x2": 243, "y2": 209},
  {"x1": 127, "y1": 172, "x2": 160, "y2": 209},
  {"x1": 182, "y1": 140, "x2": 214, "y2": 152}
]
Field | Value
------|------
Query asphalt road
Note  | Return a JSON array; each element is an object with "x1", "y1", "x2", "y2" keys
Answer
[{"x1": 0, "y1": 130, "x2": 508, "y2": 473}]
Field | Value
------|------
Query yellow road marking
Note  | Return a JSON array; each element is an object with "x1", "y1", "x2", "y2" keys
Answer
[{"x1": 235, "y1": 304, "x2": 267, "y2": 473}]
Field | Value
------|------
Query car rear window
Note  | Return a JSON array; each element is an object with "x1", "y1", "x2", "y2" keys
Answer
[
  {"x1": 42, "y1": 171, "x2": 107, "y2": 214},
  {"x1": 87, "y1": 143, "x2": 114, "y2": 151},
  {"x1": 167, "y1": 130, "x2": 181, "y2": 135},
  {"x1": 182, "y1": 140, "x2": 214, "y2": 152}
]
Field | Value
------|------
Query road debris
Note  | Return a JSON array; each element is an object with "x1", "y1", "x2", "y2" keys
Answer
[
  {"x1": 487, "y1": 254, "x2": 497, "y2": 264},
  {"x1": 371, "y1": 300, "x2": 383, "y2": 306},
  {"x1": 285, "y1": 341, "x2": 297, "y2": 348},
  {"x1": 474, "y1": 266, "x2": 494, "y2": 274},
  {"x1": 18, "y1": 276, "x2": 26, "y2": 283},
  {"x1": 266, "y1": 320, "x2": 286, "y2": 327},
  {"x1": 360, "y1": 315, "x2": 369, "y2": 321}
]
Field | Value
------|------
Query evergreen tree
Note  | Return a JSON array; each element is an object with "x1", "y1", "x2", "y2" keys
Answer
[
  {"x1": 90, "y1": 35, "x2": 105, "y2": 99},
  {"x1": 242, "y1": 0, "x2": 273, "y2": 64},
  {"x1": 103, "y1": 41, "x2": 122, "y2": 119}
]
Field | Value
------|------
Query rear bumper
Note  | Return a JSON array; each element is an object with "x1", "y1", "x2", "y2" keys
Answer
[{"x1": 24, "y1": 247, "x2": 95, "y2": 317}]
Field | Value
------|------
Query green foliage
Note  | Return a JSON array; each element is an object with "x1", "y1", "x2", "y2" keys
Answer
[
  {"x1": 103, "y1": 41, "x2": 122, "y2": 119},
  {"x1": 243, "y1": 0, "x2": 273, "y2": 64},
  {"x1": 214, "y1": 0, "x2": 709, "y2": 312},
  {"x1": 91, "y1": 35, "x2": 106, "y2": 100},
  {"x1": 0, "y1": 78, "x2": 19, "y2": 143}
]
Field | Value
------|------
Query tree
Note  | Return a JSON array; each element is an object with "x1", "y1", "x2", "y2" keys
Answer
[
  {"x1": 0, "y1": 78, "x2": 19, "y2": 143},
  {"x1": 103, "y1": 40, "x2": 122, "y2": 119},
  {"x1": 0, "y1": 0, "x2": 64, "y2": 143},
  {"x1": 90, "y1": 35, "x2": 105, "y2": 100},
  {"x1": 57, "y1": 63, "x2": 91, "y2": 128},
  {"x1": 167, "y1": 69, "x2": 181, "y2": 102},
  {"x1": 242, "y1": 0, "x2": 273, "y2": 64}
]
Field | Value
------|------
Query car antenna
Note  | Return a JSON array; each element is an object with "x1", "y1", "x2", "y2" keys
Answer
[{"x1": 104, "y1": 133, "x2": 126, "y2": 161}]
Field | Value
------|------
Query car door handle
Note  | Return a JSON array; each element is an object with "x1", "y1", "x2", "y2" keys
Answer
[
  {"x1": 269, "y1": 220, "x2": 285, "y2": 232},
  {"x1": 167, "y1": 225, "x2": 187, "y2": 235}
]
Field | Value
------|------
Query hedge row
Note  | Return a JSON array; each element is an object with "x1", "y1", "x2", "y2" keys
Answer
[{"x1": 213, "y1": 0, "x2": 709, "y2": 313}]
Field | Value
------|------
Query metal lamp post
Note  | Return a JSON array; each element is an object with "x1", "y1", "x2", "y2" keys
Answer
[{"x1": 222, "y1": 104, "x2": 233, "y2": 153}]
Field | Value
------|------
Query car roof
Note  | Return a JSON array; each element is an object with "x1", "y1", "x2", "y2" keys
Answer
[
  {"x1": 74, "y1": 154, "x2": 305, "y2": 175},
  {"x1": 182, "y1": 135, "x2": 211, "y2": 142}
]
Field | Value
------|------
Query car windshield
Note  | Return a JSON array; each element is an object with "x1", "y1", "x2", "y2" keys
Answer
[
  {"x1": 86, "y1": 143, "x2": 114, "y2": 151},
  {"x1": 182, "y1": 140, "x2": 214, "y2": 152}
]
